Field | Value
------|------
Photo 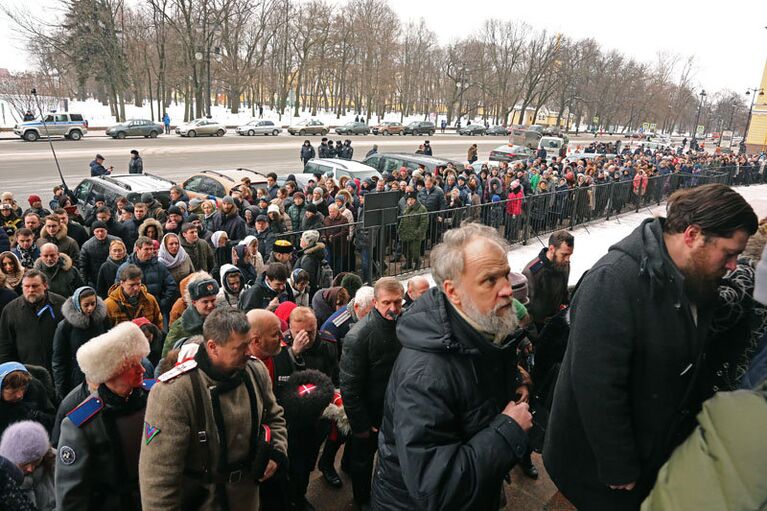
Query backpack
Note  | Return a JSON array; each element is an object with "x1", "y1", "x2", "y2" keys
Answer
[{"x1": 317, "y1": 259, "x2": 334, "y2": 290}]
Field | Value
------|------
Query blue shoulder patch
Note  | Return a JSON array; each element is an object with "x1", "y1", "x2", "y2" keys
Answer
[
  {"x1": 142, "y1": 379, "x2": 158, "y2": 391},
  {"x1": 528, "y1": 258, "x2": 546, "y2": 274},
  {"x1": 319, "y1": 330, "x2": 337, "y2": 343},
  {"x1": 66, "y1": 395, "x2": 104, "y2": 428}
]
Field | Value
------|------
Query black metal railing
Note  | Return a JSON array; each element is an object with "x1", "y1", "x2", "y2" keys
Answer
[{"x1": 275, "y1": 164, "x2": 756, "y2": 283}]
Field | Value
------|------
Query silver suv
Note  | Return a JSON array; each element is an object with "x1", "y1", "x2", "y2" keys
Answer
[{"x1": 14, "y1": 113, "x2": 88, "y2": 142}]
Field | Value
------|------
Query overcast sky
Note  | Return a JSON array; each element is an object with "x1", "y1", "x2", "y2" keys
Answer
[{"x1": 2, "y1": 0, "x2": 765, "y2": 97}]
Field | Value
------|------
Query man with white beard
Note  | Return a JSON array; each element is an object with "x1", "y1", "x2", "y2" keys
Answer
[{"x1": 371, "y1": 223, "x2": 533, "y2": 510}]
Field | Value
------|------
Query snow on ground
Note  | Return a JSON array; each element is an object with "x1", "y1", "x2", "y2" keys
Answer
[
  {"x1": 411, "y1": 184, "x2": 767, "y2": 288},
  {"x1": 1, "y1": 97, "x2": 466, "y2": 128}
]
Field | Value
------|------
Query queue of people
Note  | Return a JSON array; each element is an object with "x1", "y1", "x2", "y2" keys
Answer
[{"x1": 0, "y1": 142, "x2": 765, "y2": 511}]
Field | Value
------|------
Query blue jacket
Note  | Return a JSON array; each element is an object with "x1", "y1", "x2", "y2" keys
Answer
[{"x1": 89, "y1": 160, "x2": 110, "y2": 177}]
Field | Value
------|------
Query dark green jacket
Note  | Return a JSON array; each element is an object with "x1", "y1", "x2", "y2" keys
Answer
[{"x1": 397, "y1": 202, "x2": 428, "y2": 242}]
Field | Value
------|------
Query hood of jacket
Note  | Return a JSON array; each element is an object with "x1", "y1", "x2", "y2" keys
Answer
[
  {"x1": 302, "y1": 241, "x2": 326, "y2": 257},
  {"x1": 62, "y1": 295, "x2": 108, "y2": 329},
  {"x1": 396, "y1": 287, "x2": 518, "y2": 356},
  {"x1": 34, "y1": 252, "x2": 74, "y2": 273},
  {"x1": 219, "y1": 263, "x2": 244, "y2": 296},
  {"x1": 138, "y1": 218, "x2": 163, "y2": 238},
  {"x1": 41, "y1": 224, "x2": 69, "y2": 242}
]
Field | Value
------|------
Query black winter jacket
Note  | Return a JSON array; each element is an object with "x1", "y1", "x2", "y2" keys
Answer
[
  {"x1": 96, "y1": 256, "x2": 127, "y2": 298},
  {"x1": 543, "y1": 218, "x2": 714, "y2": 510},
  {"x1": 238, "y1": 274, "x2": 283, "y2": 312},
  {"x1": 78, "y1": 235, "x2": 120, "y2": 287},
  {"x1": 371, "y1": 288, "x2": 528, "y2": 511},
  {"x1": 52, "y1": 297, "x2": 111, "y2": 398},
  {"x1": 522, "y1": 247, "x2": 570, "y2": 324},
  {"x1": 339, "y1": 308, "x2": 400, "y2": 434},
  {"x1": 0, "y1": 292, "x2": 66, "y2": 373}
]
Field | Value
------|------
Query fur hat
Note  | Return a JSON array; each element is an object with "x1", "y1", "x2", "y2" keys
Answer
[
  {"x1": 0, "y1": 421, "x2": 50, "y2": 465},
  {"x1": 279, "y1": 369, "x2": 334, "y2": 423},
  {"x1": 267, "y1": 204, "x2": 280, "y2": 215},
  {"x1": 301, "y1": 230, "x2": 320, "y2": 246},
  {"x1": 188, "y1": 278, "x2": 219, "y2": 301},
  {"x1": 272, "y1": 239, "x2": 293, "y2": 254},
  {"x1": 76, "y1": 322, "x2": 150, "y2": 384}
]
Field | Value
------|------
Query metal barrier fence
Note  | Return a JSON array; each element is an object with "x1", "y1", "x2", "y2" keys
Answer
[{"x1": 276, "y1": 164, "x2": 758, "y2": 283}]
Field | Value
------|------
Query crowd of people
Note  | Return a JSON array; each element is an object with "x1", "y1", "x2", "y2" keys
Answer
[{"x1": 0, "y1": 139, "x2": 765, "y2": 510}]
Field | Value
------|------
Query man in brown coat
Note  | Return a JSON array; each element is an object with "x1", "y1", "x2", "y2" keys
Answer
[
  {"x1": 139, "y1": 307, "x2": 287, "y2": 511},
  {"x1": 104, "y1": 264, "x2": 163, "y2": 331}
]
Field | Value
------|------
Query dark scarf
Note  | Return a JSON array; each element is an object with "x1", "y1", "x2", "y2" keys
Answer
[
  {"x1": 98, "y1": 383, "x2": 146, "y2": 415},
  {"x1": 195, "y1": 343, "x2": 244, "y2": 391}
]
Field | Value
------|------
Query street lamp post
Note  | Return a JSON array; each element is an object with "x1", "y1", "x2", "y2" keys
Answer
[
  {"x1": 743, "y1": 87, "x2": 765, "y2": 143},
  {"x1": 691, "y1": 89, "x2": 707, "y2": 148}
]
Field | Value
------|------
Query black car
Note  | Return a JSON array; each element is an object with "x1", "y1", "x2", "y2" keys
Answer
[
  {"x1": 362, "y1": 152, "x2": 463, "y2": 175},
  {"x1": 458, "y1": 124, "x2": 487, "y2": 136},
  {"x1": 486, "y1": 125, "x2": 510, "y2": 136},
  {"x1": 71, "y1": 174, "x2": 175, "y2": 217},
  {"x1": 403, "y1": 121, "x2": 435, "y2": 136},
  {"x1": 335, "y1": 122, "x2": 370, "y2": 135}
]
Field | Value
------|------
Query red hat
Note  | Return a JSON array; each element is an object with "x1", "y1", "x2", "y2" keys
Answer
[
  {"x1": 132, "y1": 317, "x2": 152, "y2": 329},
  {"x1": 274, "y1": 301, "x2": 297, "y2": 332},
  {"x1": 28, "y1": 194, "x2": 41, "y2": 205}
]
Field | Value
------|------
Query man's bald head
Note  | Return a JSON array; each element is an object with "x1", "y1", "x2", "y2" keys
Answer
[
  {"x1": 246, "y1": 309, "x2": 282, "y2": 358},
  {"x1": 407, "y1": 276, "x2": 430, "y2": 301}
]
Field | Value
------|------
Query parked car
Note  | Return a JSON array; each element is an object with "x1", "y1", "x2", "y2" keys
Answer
[
  {"x1": 470, "y1": 160, "x2": 502, "y2": 173},
  {"x1": 288, "y1": 119, "x2": 328, "y2": 136},
  {"x1": 175, "y1": 118, "x2": 227, "y2": 137},
  {"x1": 71, "y1": 174, "x2": 175, "y2": 218},
  {"x1": 538, "y1": 136, "x2": 568, "y2": 158},
  {"x1": 362, "y1": 152, "x2": 463, "y2": 175},
  {"x1": 402, "y1": 121, "x2": 435, "y2": 136},
  {"x1": 236, "y1": 120, "x2": 281, "y2": 136},
  {"x1": 181, "y1": 168, "x2": 268, "y2": 207},
  {"x1": 106, "y1": 119, "x2": 164, "y2": 139},
  {"x1": 485, "y1": 125, "x2": 509, "y2": 136},
  {"x1": 458, "y1": 124, "x2": 487, "y2": 136},
  {"x1": 14, "y1": 112, "x2": 88, "y2": 142},
  {"x1": 303, "y1": 158, "x2": 380, "y2": 181},
  {"x1": 510, "y1": 127, "x2": 543, "y2": 148},
  {"x1": 335, "y1": 122, "x2": 370, "y2": 135},
  {"x1": 371, "y1": 121, "x2": 404, "y2": 135},
  {"x1": 489, "y1": 144, "x2": 534, "y2": 162}
]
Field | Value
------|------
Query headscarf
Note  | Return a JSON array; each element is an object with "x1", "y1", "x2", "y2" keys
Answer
[
  {"x1": 72, "y1": 286, "x2": 96, "y2": 313},
  {"x1": 211, "y1": 231, "x2": 228, "y2": 248},
  {"x1": 233, "y1": 244, "x2": 257, "y2": 285},
  {"x1": 0, "y1": 252, "x2": 23, "y2": 289},
  {"x1": 157, "y1": 233, "x2": 190, "y2": 270},
  {"x1": 211, "y1": 231, "x2": 232, "y2": 269}
]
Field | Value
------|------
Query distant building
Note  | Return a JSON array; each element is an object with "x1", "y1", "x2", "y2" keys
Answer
[
  {"x1": 745, "y1": 58, "x2": 767, "y2": 154},
  {"x1": 0, "y1": 68, "x2": 11, "y2": 80}
]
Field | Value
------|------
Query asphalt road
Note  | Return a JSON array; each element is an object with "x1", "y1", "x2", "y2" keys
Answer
[{"x1": 0, "y1": 131, "x2": 620, "y2": 201}]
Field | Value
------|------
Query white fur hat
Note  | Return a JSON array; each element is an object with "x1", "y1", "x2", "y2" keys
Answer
[{"x1": 76, "y1": 321, "x2": 150, "y2": 384}]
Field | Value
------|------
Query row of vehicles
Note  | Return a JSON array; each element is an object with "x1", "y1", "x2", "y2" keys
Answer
[
  {"x1": 68, "y1": 150, "x2": 475, "y2": 217},
  {"x1": 14, "y1": 114, "x2": 516, "y2": 141}
]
